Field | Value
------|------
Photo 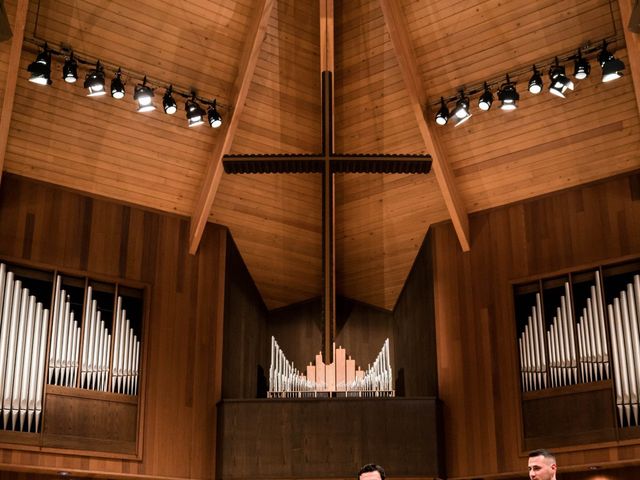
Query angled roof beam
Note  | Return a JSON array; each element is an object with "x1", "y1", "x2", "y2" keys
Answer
[
  {"x1": 618, "y1": 0, "x2": 640, "y2": 119},
  {"x1": 189, "y1": 0, "x2": 275, "y2": 254},
  {"x1": 378, "y1": 0, "x2": 470, "y2": 252},
  {"x1": 0, "y1": 0, "x2": 29, "y2": 187}
]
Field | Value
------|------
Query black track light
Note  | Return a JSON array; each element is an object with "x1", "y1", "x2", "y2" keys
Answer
[
  {"x1": 573, "y1": 50, "x2": 590, "y2": 80},
  {"x1": 207, "y1": 100, "x2": 222, "y2": 128},
  {"x1": 528, "y1": 66, "x2": 543, "y2": 94},
  {"x1": 478, "y1": 83, "x2": 493, "y2": 111},
  {"x1": 435, "y1": 97, "x2": 449, "y2": 126},
  {"x1": 598, "y1": 41, "x2": 625, "y2": 83},
  {"x1": 548, "y1": 57, "x2": 574, "y2": 98},
  {"x1": 84, "y1": 61, "x2": 106, "y2": 97},
  {"x1": 163, "y1": 86, "x2": 177, "y2": 115},
  {"x1": 185, "y1": 94, "x2": 205, "y2": 127},
  {"x1": 111, "y1": 68, "x2": 125, "y2": 99},
  {"x1": 134, "y1": 76, "x2": 155, "y2": 112},
  {"x1": 27, "y1": 45, "x2": 52, "y2": 86},
  {"x1": 62, "y1": 53, "x2": 78, "y2": 84},
  {"x1": 497, "y1": 74, "x2": 519, "y2": 110},
  {"x1": 452, "y1": 90, "x2": 471, "y2": 126}
]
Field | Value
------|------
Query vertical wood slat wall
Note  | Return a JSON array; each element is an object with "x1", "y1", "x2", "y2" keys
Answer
[
  {"x1": 0, "y1": 174, "x2": 226, "y2": 480},
  {"x1": 433, "y1": 171, "x2": 640, "y2": 479}
]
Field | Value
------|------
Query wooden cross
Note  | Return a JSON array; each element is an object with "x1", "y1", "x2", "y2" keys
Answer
[{"x1": 222, "y1": 1, "x2": 431, "y2": 362}]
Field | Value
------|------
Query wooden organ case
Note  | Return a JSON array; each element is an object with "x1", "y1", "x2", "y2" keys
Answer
[
  {"x1": 514, "y1": 256, "x2": 640, "y2": 450},
  {"x1": 0, "y1": 258, "x2": 146, "y2": 457}
]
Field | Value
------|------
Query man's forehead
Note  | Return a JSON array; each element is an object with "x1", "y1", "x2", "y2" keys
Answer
[
  {"x1": 529, "y1": 455, "x2": 552, "y2": 466},
  {"x1": 360, "y1": 472, "x2": 382, "y2": 480}
]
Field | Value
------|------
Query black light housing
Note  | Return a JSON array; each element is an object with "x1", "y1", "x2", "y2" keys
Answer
[
  {"x1": 548, "y1": 57, "x2": 574, "y2": 98},
  {"x1": 162, "y1": 86, "x2": 177, "y2": 115},
  {"x1": 528, "y1": 65, "x2": 543, "y2": 94},
  {"x1": 207, "y1": 100, "x2": 222, "y2": 128},
  {"x1": 111, "y1": 68, "x2": 125, "y2": 99},
  {"x1": 497, "y1": 74, "x2": 519, "y2": 110},
  {"x1": 62, "y1": 53, "x2": 78, "y2": 84},
  {"x1": 185, "y1": 94, "x2": 205, "y2": 127},
  {"x1": 84, "y1": 61, "x2": 106, "y2": 96},
  {"x1": 452, "y1": 90, "x2": 471, "y2": 126},
  {"x1": 478, "y1": 82, "x2": 493, "y2": 111},
  {"x1": 598, "y1": 41, "x2": 625, "y2": 82},
  {"x1": 573, "y1": 50, "x2": 591, "y2": 80},
  {"x1": 134, "y1": 76, "x2": 155, "y2": 112},
  {"x1": 27, "y1": 46, "x2": 52, "y2": 86},
  {"x1": 434, "y1": 97, "x2": 449, "y2": 126}
]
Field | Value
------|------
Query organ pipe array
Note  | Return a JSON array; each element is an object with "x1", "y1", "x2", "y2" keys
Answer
[
  {"x1": 608, "y1": 274, "x2": 640, "y2": 427},
  {"x1": 0, "y1": 262, "x2": 143, "y2": 433},
  {"x1": 518, "y1": 275, "x2": 613, "y2": 393},
  {"x1": 268, "y1": 337, "x2": 394, "y2": 397},
  {"x1": 0, "y1": 264, "x2": 49, "y2": 432}
]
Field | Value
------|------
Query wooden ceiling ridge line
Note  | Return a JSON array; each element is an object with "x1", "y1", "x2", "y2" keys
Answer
[
  {"x1": 188, "y1": 0, "x2": 276, "y2": 255},
  {"x1": 618, "y1": 0, "x2": 640, "y2": 120},
  {"x1": 0, "y1": 0, "x2": 29, "y2": 188},
  {"x1": 378, "y1": 0, "x2": 471, "y2": 252}
]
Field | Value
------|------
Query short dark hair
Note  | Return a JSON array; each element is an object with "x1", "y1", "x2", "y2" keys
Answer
[
  {"x1": 528, "y1": 449, "x2": 556, "y2": 462},
  {"x1": 358, "y1": 464, "x2": 385, "y2": 480}
]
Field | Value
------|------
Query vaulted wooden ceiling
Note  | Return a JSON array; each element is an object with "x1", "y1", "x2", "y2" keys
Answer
[{"x1": 0, "y1": 0, "x2": 638, "y2": 310}]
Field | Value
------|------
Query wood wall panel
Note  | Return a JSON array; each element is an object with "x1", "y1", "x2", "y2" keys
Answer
[
  {"x1": 432, "y1": 171, "x2": 640, "y2": 479},
  {"x1": 217, "y1": 398, "x2": 443, "y2": 480},
  {"x1": 393, "y1": 230, "x2": 438, "y2": 398},
  {"x1": 222, "y1": 236, "x2": 269, "y2": 399},
  {"x1": 0, "y1": 174, "x2": 225, "y2": 480}
]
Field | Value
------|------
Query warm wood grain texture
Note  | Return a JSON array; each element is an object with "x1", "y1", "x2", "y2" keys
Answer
[
  {"x1": 216, "y1": 398, "x2": 443, "y2": 479},
  {"x1": 221, "y1": 236, "x2": 269, "y2": 399},
  {"x1": 2, "y1": 0, "x2": 640, "y2": 329},
  {"x1": 0, "y1": 0, "x2": 27, "y2": 184},
  {"x1": 433, "y1": 171, "x2": 640, "y2": 479},
  {"x1": 0, "y1": 174, "x2": 225, "y2": 480}
]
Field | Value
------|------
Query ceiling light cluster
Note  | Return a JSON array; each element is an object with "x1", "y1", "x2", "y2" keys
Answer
[
  {"x1": 26, "y1": 38, "x2": 223, "y2": 129},
  {"x1": 433, "y1": 39, "x2": 625, "y2": 127}
]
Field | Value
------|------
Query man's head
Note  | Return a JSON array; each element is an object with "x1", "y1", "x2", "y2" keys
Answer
[
  {"x1": 528, "y1": 449, "x2": 557, "y2": 480},
  {"x1": 358, "y1": 464, "x2": 385, "y2": 480}
]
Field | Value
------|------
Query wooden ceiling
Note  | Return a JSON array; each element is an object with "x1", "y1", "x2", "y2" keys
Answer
[{"x1": 0, "y1": 0, "x2": 638, "y2": 310}]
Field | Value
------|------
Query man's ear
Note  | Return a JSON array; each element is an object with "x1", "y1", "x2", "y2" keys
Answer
[{"x1": 551, "y1": 463, "x2": 557, "y2": 473}]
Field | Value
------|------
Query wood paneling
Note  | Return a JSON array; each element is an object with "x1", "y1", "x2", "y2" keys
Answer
[
  {"x1": 2, "y1": 0, "x2": 640, "y2": 336},
  {"x1": 432, "y1": 171, "x2": 640, "y2": 479},
  {"x1": 393, "y1": 229, "x2": 438, "y2": 398},
  {"x1": 222, "y1": 236, "x2": 269, "y2": 399},
  {"x1": 216, "y1": 398, "x2": 443, "y2": 480},
  {"x1": 0, "y1": 174, "x2": 225, "y2": 480}
]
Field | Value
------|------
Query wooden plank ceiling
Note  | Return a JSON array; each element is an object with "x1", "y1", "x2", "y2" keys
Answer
[{"x1": 0, "y1": 0, "x2": 638, "y2": 310}]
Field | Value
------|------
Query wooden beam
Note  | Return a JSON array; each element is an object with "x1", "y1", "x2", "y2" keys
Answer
[
  {"x1": 378, "y1": 0, "x2": 471, "y2": 252},
  {"x1": 618, "y1": 0, "x2": 640, "y2": 120},
  {"x1": 189, "y1": 0, "x2": 275, "y2": 254},
  {"x1": 0, "y1": 0, "x2": 29, "y2": 187}
]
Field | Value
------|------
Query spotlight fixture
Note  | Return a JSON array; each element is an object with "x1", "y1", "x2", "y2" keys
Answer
[
  {"x1": 528, "y1": 66, "x2": 543, "y2": 94},
  {"x1": 573, "y1": 50, "x2": 590, "y2": 80},
  {"x1": 84, "y1": 61, "x2": 106, "y2": 97},
  {"x1": 207, "y1": 99, "x2": 222, "y2": 128},
  {"x1": 162, "y1": 86, "x2": 177, "y2": 115},
  {"x1": 110, "y1": 68, "x2": 125, "y2": 99},
  {"x1": 497, "y1": 75, "x2": 519, "y2": 110},
  {"x1": 548, "y1": 57, "x2": 574, "y2": 98},
  {"x1": 27, "y1": 46, "x2": 52, "y2": 86},
  {"x1": 478, "y1": 82, "x2": 493, "y2": 111},
  {"x1": 598, "y1": 41, "x2": 625, "y2": 82},
  {"x1": 62, "y1": 53, "x2": 78, "y2": 84},
  {"x1": 434, "y1": 97, "x2": 449, "y2": 126},
  {"x1": 185, "y1": 94, "x2": 206, "y2": 127},
  {"x1": 453, "y1": 90, "x2": 470, "y2": 119},
  {"x1": 134, "y1": 76, "x2": 155, "y2": 112}
]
